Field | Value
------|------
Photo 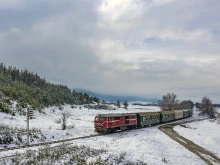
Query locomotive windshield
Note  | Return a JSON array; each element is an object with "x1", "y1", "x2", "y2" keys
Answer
[{"x1": 95, "y1": 117, "x2": 105, "y2": 121}]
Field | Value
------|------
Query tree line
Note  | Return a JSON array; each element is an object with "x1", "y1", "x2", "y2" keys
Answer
[
  {"x1": 0, "y1": 63, "x2": 99, "y2": 113},
  {"x1": 159, "y1": 92, "x2": 216, "y2": 118}
]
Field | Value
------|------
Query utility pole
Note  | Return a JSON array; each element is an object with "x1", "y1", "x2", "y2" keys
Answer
[{"x1": 27, "y1": 107, "x2": 30, "y2": 146}]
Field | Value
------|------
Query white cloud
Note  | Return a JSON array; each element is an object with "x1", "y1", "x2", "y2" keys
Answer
[
  {"x1": 0, "y1": 0, "x2": 220, "y2": 102},
  {"x1": 98, "y1": 0, "x2": 143, "y2": 31}
]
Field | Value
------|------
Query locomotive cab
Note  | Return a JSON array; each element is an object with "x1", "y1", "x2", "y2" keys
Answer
[{"x1": 94, "y1": 115, "x2": 109, "y2": 133}]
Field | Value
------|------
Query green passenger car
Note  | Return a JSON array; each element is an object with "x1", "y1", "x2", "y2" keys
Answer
[
  {"x1": 188, "y1": 109, "x2": 193, "y2": 117},
  {"x1": 183, "y1": 110, "x2": 189, "y2": 118},
  {"x1": 136, "y1": 112, "x2": 160, "y2": 127},
  {"x1": 160, "y1": 111, "x2": 174, "y2": 123}
]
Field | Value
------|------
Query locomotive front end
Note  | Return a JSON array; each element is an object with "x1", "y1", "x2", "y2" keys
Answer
[{"x1": 94, "y1": 114, "x2": 108, "y2": 133}]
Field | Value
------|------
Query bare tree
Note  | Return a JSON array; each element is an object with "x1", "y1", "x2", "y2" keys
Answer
[
  {"x1": 179, "y1": 100, "x2": 194, "y2": 110},
  {"x1": 159, "y1": 92, "x2": 178, "y2": 111},
  {"x1": 60, "y1": 111, "x2": 71, "y2": 130},
  {"x1": 198, "y1": 96, "x2": 216, "y2": 118}
]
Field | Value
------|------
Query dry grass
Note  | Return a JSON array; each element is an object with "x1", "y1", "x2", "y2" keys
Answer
[{"x1": 2, "y1": 143, "x2": 148, "y2": 165}]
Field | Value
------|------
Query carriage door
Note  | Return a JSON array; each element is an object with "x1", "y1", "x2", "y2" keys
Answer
[
  {"x1": 122, "y1": 116, "x2": 125, "y2": 124},
  {"x1": 108, "y1": 117, "x2": 111, "y2": 127},
  {"x1": 125, "y1": 116, "x2": 129, "y2": 124}
]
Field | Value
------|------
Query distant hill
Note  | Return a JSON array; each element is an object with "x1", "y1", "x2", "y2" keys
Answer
[{"x1": 75, "y1": 89, "x2": 159, "y2": 103}]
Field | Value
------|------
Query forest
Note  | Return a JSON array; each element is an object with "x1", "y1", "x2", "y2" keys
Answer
[{"x1": 0, "y1": 63, "x2": 99, "y2": 113}]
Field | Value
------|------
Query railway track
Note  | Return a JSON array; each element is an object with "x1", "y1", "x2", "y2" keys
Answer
[{"x1": 0, "y1": 134, "x2": 100, "y2": 153}]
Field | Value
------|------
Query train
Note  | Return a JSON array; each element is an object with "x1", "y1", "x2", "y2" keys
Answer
[{"x1": 94, "y1": 109, "x2": 193, "y2": 133}]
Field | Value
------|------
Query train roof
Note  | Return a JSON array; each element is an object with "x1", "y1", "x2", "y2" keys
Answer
[
  {"x1": 95, "y1": 113, "x2": 136, "y2": 117},
  {"x1": 137, "y1": 112, "x2": 160, "y2": 116},
  {"x1": 172, "y1": 110, "x2": 183, "y2": 113},
  {"x1": 160, "y1": 111, "x2": 174, "y2": 114}
]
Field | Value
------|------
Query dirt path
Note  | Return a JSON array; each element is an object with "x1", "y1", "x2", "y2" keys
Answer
[{"x1": 159, "y1": 119, "x2": 220, "y2": 165}]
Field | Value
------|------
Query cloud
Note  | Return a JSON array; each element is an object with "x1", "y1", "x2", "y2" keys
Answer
[{"x1": 0, "y1": 0, "x2": 220, "y2": 102}]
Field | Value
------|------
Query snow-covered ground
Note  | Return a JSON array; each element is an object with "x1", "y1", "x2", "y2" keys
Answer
[
  {"x1": 0, "y1": 103, "x2": 218, "y2": 164},
  {"x1": 216, "y1": 107, "x2": 220, "y2": 113},
  {"x1": 174, "y1": 118, "x2": 220, "y2": 158},
  {"x1": 0, "y1": 103, "x2": 160, "y2": 148},
  {"x1": 70, "y1": 125, "x2": 205, "y2": 165}
]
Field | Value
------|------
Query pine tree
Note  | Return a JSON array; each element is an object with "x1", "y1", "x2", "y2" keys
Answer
[
  {"x1": 0, "y1": 63, "x2": 100, "y2": 112},
  {"x1": 116, "y1": 100, "x2": 121, "y2": 108},
  {"x1": 123, "y1": 101, "x2": 128, "y2": 109}
]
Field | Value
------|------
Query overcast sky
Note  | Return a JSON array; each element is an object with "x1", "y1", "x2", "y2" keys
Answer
[{"x1": 0, "y1": 0, "x2": 220, "y2": 102}]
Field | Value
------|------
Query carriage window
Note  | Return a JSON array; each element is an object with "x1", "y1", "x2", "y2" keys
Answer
[
  {"x1": 114, "y1": 117, "x2": 120, "y2": 120},
  {"x1": 146, "y1": 116, "x2": 150, "y2": 120}
]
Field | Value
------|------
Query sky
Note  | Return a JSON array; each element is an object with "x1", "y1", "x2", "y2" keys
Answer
[{"x1": 0, "y1": 0, "x2": 220, "y2": 102}]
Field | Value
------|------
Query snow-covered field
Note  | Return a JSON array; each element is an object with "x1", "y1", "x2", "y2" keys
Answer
[
  {"x1": 0, "y1": 103, "x2": 219, "y2": 164},
  {"x1": 0, "y1": 103, "x2": 160, "y2": 148},
  {"x1": 70, "y1": 125, "x2": 206, "y2": 165},
  {"x1": 174, "y1": 118, "x2": 220, "y2": 158}
]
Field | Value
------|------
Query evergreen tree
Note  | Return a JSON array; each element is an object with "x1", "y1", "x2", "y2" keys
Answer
[
  {"x1": 0, "y1": 63, "x2": 100, "y2": 112},
  {"x1": 123, "y1": 101, "x2": 128, "y2": 109},
  {"x1": 116, "y1": 100, "x2": 121, "y2": 108}
]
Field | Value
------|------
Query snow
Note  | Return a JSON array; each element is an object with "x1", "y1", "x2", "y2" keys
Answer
[
  {"x1": 174, "y1": 118, "x2": 220, "y2": 158},
  {"x1": 0, "y1": 103, "x2": 218, "y2": 164},
  {"x1": 216, "y1": 108, "x2": 220, "y2": 113},
  {"x1": 70, "y1": 126, "x2": 205, "y2": 165}
]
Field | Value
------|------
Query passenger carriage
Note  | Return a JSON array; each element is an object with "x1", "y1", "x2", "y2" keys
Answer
[
  {"x1": 188, "y1": 109, "x2": 193, "y2": 117},
  {"x1": 136, "y1": 112, "x2": 160, "y2": 127},
  {"x1": 94, "y1": 113, "x2": 137, "y2": 133},
  {"x1": 172, "y1": 110, "x2": 184, "y2": 120},
  {"x1": 160, "y1": 111, "x2": 174, "y2": 123},
  {"x1": 183, "y1": 109, "x2": 190, "y2": 118}
]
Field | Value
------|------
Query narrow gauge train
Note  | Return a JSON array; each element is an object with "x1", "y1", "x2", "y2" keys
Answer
[{"x1": 94, "y1": 109, "x2": 193, "y2": 133}]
